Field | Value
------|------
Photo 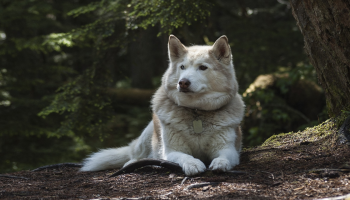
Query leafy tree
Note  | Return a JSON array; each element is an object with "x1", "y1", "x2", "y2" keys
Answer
[
  {"x1": 34, "y1": 0, "x2": 217, "y2": 136},
  {"x1": 39, "y1": 0, "x2": 309, "y2": 137},
  {"x1": 0, "y1": 0, "x2": 317, "y2": 172},
  {"x1": 0, "y1": 0, "x2": 103, "y2": 172}
]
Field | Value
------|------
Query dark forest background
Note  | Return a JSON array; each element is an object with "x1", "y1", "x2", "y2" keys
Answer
[{"x1": 0, "y1": 0, "x2": 328, "y2": 173}]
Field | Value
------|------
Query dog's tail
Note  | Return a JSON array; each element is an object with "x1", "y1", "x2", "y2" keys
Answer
[
  {"x1": 80, "y1": 121, "x2": 154, "y2": 171},
  {"x1": 80, "y1": 146, "x2": 131, "y2": 171}
]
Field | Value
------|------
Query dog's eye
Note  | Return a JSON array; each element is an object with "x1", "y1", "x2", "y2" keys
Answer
[
  {"x1": 199, "y1": 65, "x2": 208, "y2": 71},
  {"x1": 180, "y1": 65, "x2": 185, "y2": 70}
]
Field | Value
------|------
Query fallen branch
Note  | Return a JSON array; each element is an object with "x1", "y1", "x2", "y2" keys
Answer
[
  {"x1": 109, "y1": 159, "x2": 247, "y2": 177},
  {"x1": 308, "y1": 168, "x2": 350, "y2": 173},
  {"x1": 0, "y1": 175, "x2": 29, "y2": 180},
  {"x1": 32, "y1": 163, "x2": 83, "y2": 172},
  {"x1": 109, "y1": 159, "x2": 182, "y2": 177}
]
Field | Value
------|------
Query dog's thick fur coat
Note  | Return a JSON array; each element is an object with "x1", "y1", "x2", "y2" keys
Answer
[{"x1": 81, "y1": 35, "x2": 245, "y2": 176}]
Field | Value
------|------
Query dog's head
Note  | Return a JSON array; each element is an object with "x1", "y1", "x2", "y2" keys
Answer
[{"x1": 163, "y1": 35, "x2": 239, "y2": 111}]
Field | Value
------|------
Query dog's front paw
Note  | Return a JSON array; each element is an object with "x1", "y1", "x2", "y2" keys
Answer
[
  {"x1": 209, "y1": 158, "x2": 231, "y2": 172},
  {"x1": 182, "y1": 159, "x2": 206, "y2": 176}
]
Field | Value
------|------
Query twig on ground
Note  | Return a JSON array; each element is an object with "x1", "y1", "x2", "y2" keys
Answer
[
  {"x1": 32, "y1": 163, "x2": 83, "y2": 172},
  {"x1": 308, "y1": 168, "x2": 350, "y2": 173},
  {"x1": 181, "y1": 177, "x2": 188, "y2": 185},
  {"x1": 109, "y1": 159, "x2": 182, "y2": 177},
  {"x1": 185, "y1": 182, "x2": 220, "y2": 190},
  {"x1": 0, "y1": 175, "x2": 29, "y2": 180}
]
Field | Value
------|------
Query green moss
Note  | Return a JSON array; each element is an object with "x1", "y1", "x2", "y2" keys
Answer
[
  {"x1": 326, "y1": 84, "x2": 350, "y2": 118},
  {"x1": 261, "y1": 119, "x2": 336, "y2": 147},
  {"x1": 335, "y1": 109, "x2": 350, "y2": 128},
  {"x1": 262, "y1": 131, "x2": 294, "y2": 147},
  {"x1": 249, "y1": 151, "x2": 277, "y2": 162}
]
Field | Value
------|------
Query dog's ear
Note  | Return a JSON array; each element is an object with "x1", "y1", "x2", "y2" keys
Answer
[
  {"x1": 168, "y1": 35, "x2": 187, "y2": 62},
  {"x1": 212, "y1": 35, "x2": 231, "y2": 63}
]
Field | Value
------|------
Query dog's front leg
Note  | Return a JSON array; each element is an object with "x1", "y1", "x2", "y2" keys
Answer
[
  {"x1": 209, "y1": 147, "x2": 239, "y2": 172},
  {"x1": 165, "y1": 151, "x2": 206, "y2": 176}
]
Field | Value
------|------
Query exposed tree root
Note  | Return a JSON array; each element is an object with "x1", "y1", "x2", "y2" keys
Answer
[
  {"x1": 0, "y1": 175, "x2": 29, "y2": 180},
  {"x1": 32, "y1": 163, "x2": 83, "y2": 172},
  {"x1": 109, "y1": 159, "x2": 182, "y2": 177}
]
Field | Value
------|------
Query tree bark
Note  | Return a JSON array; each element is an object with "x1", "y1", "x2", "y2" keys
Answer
[{"x1": 290, "y1": 0, "x2": 350, "y2": 117}]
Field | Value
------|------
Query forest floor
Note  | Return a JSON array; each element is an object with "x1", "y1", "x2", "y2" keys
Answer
[{"x1": 1, "y1": 119, "x2": 350, "y2": 200}]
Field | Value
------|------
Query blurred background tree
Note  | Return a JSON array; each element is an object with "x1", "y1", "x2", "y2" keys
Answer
[{"x1": 0, "y1": 0, "x2": 327, "y2": 172}]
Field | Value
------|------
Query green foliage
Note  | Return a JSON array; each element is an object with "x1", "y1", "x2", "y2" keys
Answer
[
  {"x1": 130, "y1": 0, "x2": 212, "y2": 35},
  {"x1": 31, "y1": 0, "x2": 213, "y2": 137},
  {"x1": 0, "y1": 134, "x2": 90, "y2": 173},
  {"x1": 0, "y1": 0, "x2": 324, "y2": 172},
  {"x1": 65, "y1": 0, "x2": 212, "y2": 37},
  {"x1": 243, "y1": 64, "x2": 327, "y2": 146},
  {"x1": 0, "y1": 0, "x2": 110, "y2": 172},
  {"x1": 38, "y1": 66, "x2": 114, "y2": 137}
]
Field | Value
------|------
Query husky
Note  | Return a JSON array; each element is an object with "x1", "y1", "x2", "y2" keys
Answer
[{"x1": 80, "y1": 35, "x2": 245, "y2": 176}]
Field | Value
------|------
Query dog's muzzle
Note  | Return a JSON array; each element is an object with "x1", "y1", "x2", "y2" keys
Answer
[{"x1": 178, "y1": 78, "x2": 191, "y2": 93}]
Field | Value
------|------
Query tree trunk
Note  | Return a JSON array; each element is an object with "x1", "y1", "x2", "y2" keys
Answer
[
  {"x1": 128, "y1": 27, "x2": 164, "y2": 89},
  {"x1": 290, "y1": 0, "x2": 350, "y2": 117}
]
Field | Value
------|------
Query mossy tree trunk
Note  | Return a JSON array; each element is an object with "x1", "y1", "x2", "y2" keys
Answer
[{"x1": 290, "y1": 0, "x2": 350, "y2": 117}]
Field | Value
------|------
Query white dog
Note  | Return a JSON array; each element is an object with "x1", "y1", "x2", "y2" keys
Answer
[{"x1": 81, "y1": 35, "x2": 245, "y2": 176}]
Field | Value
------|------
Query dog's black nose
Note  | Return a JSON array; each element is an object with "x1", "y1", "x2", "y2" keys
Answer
[{"x1": 179, "y1": 78, "x2": 191, "y2": 89}]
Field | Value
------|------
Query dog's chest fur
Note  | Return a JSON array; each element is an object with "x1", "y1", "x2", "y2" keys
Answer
[
  {"x1": 152, "y1": 87, "x2": 239, "y2": 163},
  {"x1": 165, "y1": 106, "x2": 232, "y2": 135}
]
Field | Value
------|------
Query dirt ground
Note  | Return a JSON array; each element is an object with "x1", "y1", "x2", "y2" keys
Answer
[{"x1": 1, "y1": 120, "x2": 350, "y2": 200}]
